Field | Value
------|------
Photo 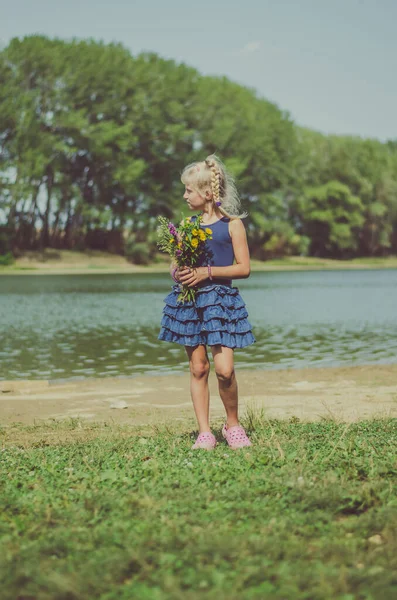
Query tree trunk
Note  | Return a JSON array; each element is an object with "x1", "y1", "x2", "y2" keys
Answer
[
  {"x1": 40, "y1": 166, "x2": 54, "y2": 248},
  {"x1": 51, "y1": 186, "x2": 69, "y2": 247}
]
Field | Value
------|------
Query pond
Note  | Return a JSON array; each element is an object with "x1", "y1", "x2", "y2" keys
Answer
[{"x1": 1, "y1": 269, "x2": 396, "y2": 381}]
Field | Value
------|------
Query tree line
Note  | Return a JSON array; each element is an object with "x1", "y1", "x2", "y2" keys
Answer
[{"x1": 1, "y1": 35, "x2": 397, "y2": 263}]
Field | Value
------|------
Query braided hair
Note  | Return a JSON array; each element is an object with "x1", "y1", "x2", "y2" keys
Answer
[{"x1": 181, "y1": 154, "x2": 247, "y2": 219}]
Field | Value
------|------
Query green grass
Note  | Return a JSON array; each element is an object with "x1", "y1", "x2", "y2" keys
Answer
[
  {"x1": 252, "y1": 257, "x2": 331, "y2": 267},
  {"x1": 251, "y1": 256, "x2": 397, "y2": 269},
  {"x1": 0, "y1": 265, "x2": 38, "y2": 272},
  {"x1": 0, "y1": 415, "x2": 396, "y2": 599},
  {"x1": 2, "y1": 252, "x2": 397, "y2": 275},
  {"x1": 349, "y1": 256, "x2": 397, "y2": 265}
]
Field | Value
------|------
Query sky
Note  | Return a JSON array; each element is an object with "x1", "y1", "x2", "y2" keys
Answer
[{"x1": 1, "y1": 0, "x2": 396, "y2": 141}]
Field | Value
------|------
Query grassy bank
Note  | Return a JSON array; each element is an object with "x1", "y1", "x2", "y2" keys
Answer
[
  {"x1": 1, "y1": 250, "x2": 397, "y2": 275},
  {"x1": 0, "y1": 414, "x2": 396, "y2": 599}
]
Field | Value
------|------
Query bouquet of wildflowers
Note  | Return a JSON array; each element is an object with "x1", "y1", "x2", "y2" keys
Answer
[{"x1": 157, "y1": 215, "x2": 213, "y2": 303}]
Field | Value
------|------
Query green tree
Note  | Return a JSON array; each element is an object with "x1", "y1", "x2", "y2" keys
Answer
[
  {"x1": 1, "y1": 35, "x2": 397, "y2": 261},
  {"x1": 295, "y1": 181, "x2": 365, "y2": 257}
]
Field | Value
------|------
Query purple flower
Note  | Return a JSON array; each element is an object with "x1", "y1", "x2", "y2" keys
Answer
[
  {"x1": 168, "y1": 222, "x2": 177, "y2": 236},
  {"x1": 175, "y1": 249, "x2": 182, "y2": 256}
]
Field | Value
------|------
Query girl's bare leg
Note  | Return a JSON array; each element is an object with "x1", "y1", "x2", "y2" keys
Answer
[
  {"x1": 211, "y1": 345, "x2": 239, "y2": 427},
  {"x1": 185, "y1": 345, "x2": 211, "y2": 433}
]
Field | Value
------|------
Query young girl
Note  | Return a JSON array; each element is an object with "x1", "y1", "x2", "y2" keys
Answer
[{"x1": 158, "y1": 155, "x2": 256, "y2": 450}]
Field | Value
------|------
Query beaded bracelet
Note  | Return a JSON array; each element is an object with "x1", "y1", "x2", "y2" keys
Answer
[{"x1": 207, "y1": 264, "x2": 213, "y2": 281}]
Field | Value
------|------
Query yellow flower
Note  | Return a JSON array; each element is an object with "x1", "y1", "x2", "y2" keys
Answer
[
  {"x1": 185, "y1": 217, "x2": 191, "y2": 222},
  {"x1": 192, "y1": 229, "x2": 199, "y2": 236},
  {"x1": 198, "y1": 230, "x2": 206, "y2": 241},
  {"x1": 170, "y1": 238, "x2": 175, "y2": 243},
  {"x1": 205, "y1": 228, "x2": 212, "y2": 235},
  {"x1": 191, "y1": 238, "x2": 199, "y2": 248},
  {"x1": 177, "y1": 242, "x2": 182, "y2": 248}
]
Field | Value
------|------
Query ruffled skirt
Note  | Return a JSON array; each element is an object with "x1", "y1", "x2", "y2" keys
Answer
[{"x1": 158, "y1": 283, "x2": 256, "y2": 348}]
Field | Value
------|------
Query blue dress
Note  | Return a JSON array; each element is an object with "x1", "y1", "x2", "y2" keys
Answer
[{"x1": 158, "y1": 215, "x2": 256, "y2": 348}]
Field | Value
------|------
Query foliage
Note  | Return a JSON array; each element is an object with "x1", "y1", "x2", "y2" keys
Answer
[
  {"x1": 1, "y1": 35, "x2": 397, "y2": 260},
  {"x1": 124, "y1": 241, "x2": 152, "y2": 265},
  {"x1": 295, "y1": 181, "x2": 365, "y2": 257},
  {"x1": 0, "y1": 252, "x2": 14, "y2": 266}
]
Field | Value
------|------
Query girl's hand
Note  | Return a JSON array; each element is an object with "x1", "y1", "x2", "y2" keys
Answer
[
  {"x1": 178, "y1": 266, "x2": 208, "y2": 287},
  {"x1": 170, "y1": 265, "x2": 181, "y2": 282},
  {"x1": 172, "y1": 266, "x2": 182, "y2": 282}
]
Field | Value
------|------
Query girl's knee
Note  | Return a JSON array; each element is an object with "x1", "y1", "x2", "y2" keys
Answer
[
  {"x1": 190, "y1": 360, "x2": 210, "y2": 379},
  {"x1": 215, "y1": 368, "x2": 235, "y2": 384}
]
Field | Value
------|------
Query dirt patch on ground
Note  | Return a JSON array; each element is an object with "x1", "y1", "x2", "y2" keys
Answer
[{"x1": 1, "y1": 364, "x2": 396, "y2": 427}]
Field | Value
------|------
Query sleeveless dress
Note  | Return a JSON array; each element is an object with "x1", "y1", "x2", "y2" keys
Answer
[{"x1": 158, "y1": 215, "x2": 256, "y2": 348}]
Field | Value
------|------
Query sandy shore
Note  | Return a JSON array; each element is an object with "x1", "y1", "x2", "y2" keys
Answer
[{"x1": 1, "y1": 364, "x2": 396, "y2": 426}]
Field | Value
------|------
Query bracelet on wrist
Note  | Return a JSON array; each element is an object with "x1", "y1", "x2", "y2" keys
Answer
[{"x1": 207, "y1": 264, "x2": 213, "y2": 281}]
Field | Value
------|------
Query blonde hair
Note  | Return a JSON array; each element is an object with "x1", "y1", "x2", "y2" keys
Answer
[{"x1": 181, "y1": 154, "x2": 247, "y2": 219}]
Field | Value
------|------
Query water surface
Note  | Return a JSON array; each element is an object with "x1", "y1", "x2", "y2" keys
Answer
[{"x1": 1, "y1": 270, "x2": 396, "y2": 380}]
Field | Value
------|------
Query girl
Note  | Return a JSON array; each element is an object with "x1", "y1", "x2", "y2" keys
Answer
[{"x1": 158, "y1": 155, "x2": 256, "y2": 450}]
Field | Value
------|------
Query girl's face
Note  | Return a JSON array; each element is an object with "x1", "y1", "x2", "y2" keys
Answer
[{"x1": 183, "y1": 183, "x2": 211, "y2": 210}]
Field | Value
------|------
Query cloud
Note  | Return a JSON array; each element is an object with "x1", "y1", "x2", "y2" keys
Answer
[{"x1": 241, "y1": 41, "x2": 262, "y2": 55}]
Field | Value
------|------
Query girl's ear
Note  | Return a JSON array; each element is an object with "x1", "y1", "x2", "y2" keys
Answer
[{"x1": 205, "y1": 188, "x2": 213, "y2": 200}]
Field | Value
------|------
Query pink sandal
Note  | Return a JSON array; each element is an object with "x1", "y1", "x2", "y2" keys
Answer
[
  {"x1": 192, "y1": 431, "x2": 217, "y2": 450},
  {"x1": 222, "y1": 423, "x2": 252, "y2": 449}
]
